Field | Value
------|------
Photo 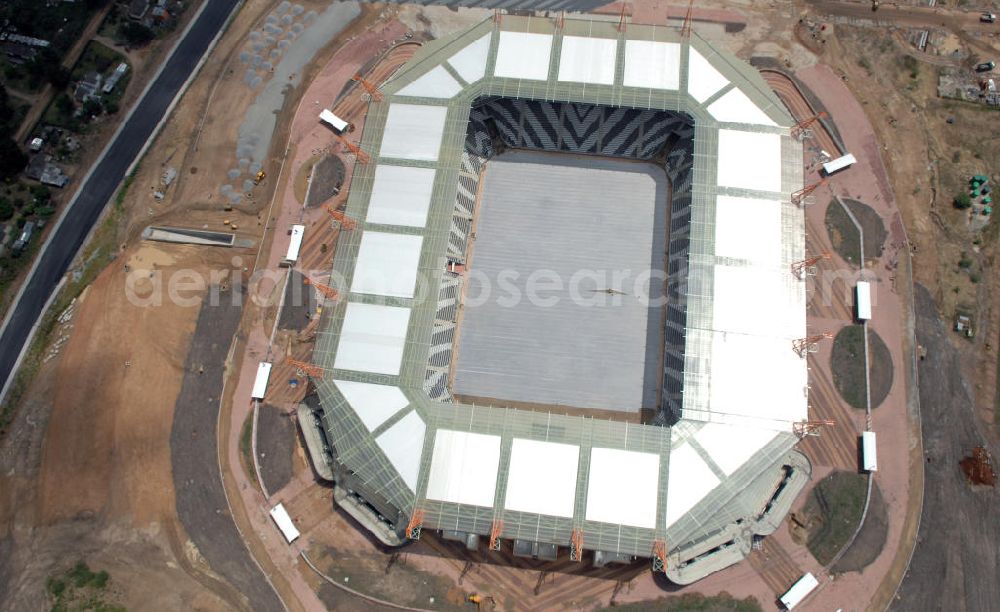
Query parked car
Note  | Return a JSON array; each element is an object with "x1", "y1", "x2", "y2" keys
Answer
[
  {"x1": 981, "y1": 12, "x2": 996, "y2": 23},
  {"x1": 975, "y1": 60, "x2": 996, "y2": 73}
]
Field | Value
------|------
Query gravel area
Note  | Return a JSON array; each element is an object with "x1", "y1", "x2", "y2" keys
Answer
[{"x1": 170, "y1": 282, "x2": 283, "y2": 612}]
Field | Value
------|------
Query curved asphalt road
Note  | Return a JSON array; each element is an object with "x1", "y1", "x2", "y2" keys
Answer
[{"x1": 0, "y1": 0, "x2": 240, "y2": 399}]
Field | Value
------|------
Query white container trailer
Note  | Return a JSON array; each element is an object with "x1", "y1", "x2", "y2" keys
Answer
[
  {"x1": 269, "y1": 503, "x2": 301, "y2": 544},
  {"x1": 862, "y1": 431, "x2": 878, "y2": 472},
  {"x1": 822, "y1": 153, "x2": 857, "y2": 175},
  {"x1": 780, "y1": 572, "x2": 819, "y2": 610},
  {"x1": 856, "y1": 280, "x2": 872, "y2": 321},
  {"x1": 251, "y1": 362, "x2": 272, "y2": 400},
  {"x1": 319, "y1": 109, "x2": 349, "y2": 133},
  {"x1": 282, "y1": 224, "x2": 305, "y2": 266}
]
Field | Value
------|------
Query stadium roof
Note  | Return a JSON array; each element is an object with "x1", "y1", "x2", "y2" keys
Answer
[{"x1": 312, "y1": 15, "x2": 807, "y2": 562}]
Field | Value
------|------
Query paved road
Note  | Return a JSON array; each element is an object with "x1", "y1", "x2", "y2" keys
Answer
[{"x1": 0, "y1": 0, "x2": 241, "y2": 401}]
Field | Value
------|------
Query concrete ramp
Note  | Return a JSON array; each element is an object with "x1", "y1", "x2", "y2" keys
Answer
[{"x1": 142, "y1": 226, "x2": 236, "y2": 247}]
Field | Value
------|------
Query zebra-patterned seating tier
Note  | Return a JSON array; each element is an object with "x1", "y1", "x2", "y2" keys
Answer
[
  {"x1": 430, "y1": 96, "x2": 696, "y2": 423},
  {"x1": 473, "y1": 98, "x2": 693, "y2": 159}
]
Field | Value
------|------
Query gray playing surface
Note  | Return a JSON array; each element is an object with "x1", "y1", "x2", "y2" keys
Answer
[{"x1": 453, "y1": 150, "x2": 669, "y2": 412}]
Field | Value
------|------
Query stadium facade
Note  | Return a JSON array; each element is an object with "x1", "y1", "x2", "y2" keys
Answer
[{"x1": 302, "y1": 15, "x2": 811, "y2": 584}]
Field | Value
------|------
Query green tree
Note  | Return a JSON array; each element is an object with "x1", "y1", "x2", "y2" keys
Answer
[
  {"x1": 954, "y1": 192, "x2": 972, "y2": 209},
  {"x1": 119, "y1": 22, "x2": 154, "y2": 47},
  {"x1": 0, "y1": 198, "x2": 13, "y2": 221},
  {"x1": 0, "y1": 84, "x2": 14, "y2": 131},
  {"x1": 0, "y1": 138, "x2": 27, "y2": 180},
  {"x1": 81, "y1": 98, "x2": 102, "y2": 118}
]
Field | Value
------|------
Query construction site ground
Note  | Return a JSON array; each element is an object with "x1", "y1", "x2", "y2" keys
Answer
[
  {"x1": 0, "y1": 0, "x2": 381, "y2": 608},
  {"x1": 4, "y1": 1, "x2": 1000, "y2": 610}
]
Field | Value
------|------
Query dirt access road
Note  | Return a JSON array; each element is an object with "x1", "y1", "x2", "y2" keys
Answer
[
  {"x1": 893, "y1": 285, "x2": 1000, "y2": 611},
  {"x1": 810, "y1": 0, "x2": 1000, "y2": 58}
]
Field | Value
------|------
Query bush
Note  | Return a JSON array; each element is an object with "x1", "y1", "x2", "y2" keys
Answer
[
  {"x1": 954, "y1": 192, "x2": 972, "y2": 209},
  {"x1": 0, "y1": 138, "x2": 27, "y2": 181},
  {"x1": 959, "y1": 253, "x2": 973, "y2": 268},
  {"x1": 47, "y1": 577, "x2": 66, "y2": 597},
  {"x1": 30, "y1": 184, "x2": 51, "y2": 204},
  {"x1": 119, "y1": 22, "x2": 154, "y2": 47},
  {"x1": 0, "y1": 198, "x2": 13, "y2": 221}
]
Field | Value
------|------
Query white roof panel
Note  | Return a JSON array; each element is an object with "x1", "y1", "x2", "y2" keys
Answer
[
  {"x1": 694, "y1": 423, "x2": 778, "y2": 476},
  {"x1": 712, "y1": 264, "x2": 805, "y2": 338},
  {"x1": 665, "y1": 443, "x2": 720, "y2": 528},
  {"x1": 714, "y1": 195, "x2": 782, "y2": 266},
  {"x1": 380, "y1": 104, "x2": 448, "y2": 162},
  {"x1": 707, "y1": 88, "x2": 777, "y2": 126},
  {"x1": 397, "y1": 65, "x2": 463, "y2": 99},
  {"x1": 716, "y1": 129, "x2": 783, "y2": 193},
  {"x1": 426, "y1": 429, "x2": 502, "y2": 507},
  {"x1": 350, "y1": 232, "x2": 423, "y2": 299},
  {"x1": 707, "y1": 330, "x2": 808, "y2": 427},
  {"x1": 375, "y1": 410, "x2": 426, "y2": 491},
  {"x1": 367, "y1": 164, "x2": 435, "y2": 228},
  {"x1": 585, "y1": 447, "x2": 660, "y2": 529},
  {"x1": 332, "y1": 380, "x2": 409, "y2": 432},
  {"x1": 447, "y1": 33, "x2": 491, "y2": 84},
  {"x1": 557, "y1": 36, "x2": 617, "y2": 85},
  {"x1": 623, "y1": 40, "x2": 680, "y2": 90},
  {"x1": 333, "y1": 302, "x2": 411, "y2": 375},
  {"x1": 687, "y1": 48, "x2": 730, "y2": 103},
  {"x1": 504, "y1": 439, "x2": 579, "y2": 518},
  {"x1": 494, "y1": 31, "x2": 552, "y2": 81}
]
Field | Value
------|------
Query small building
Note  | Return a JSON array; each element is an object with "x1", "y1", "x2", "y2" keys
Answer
[
  {"x1": 282, "y1": 224, "x2": 305, "y2": 266},
  {"x1": 780, "y1": 572, "x2": 819, "y2": 610},
  {"x1": 269, "y1": 503, "x2": 300, "y2": 544},
  {"x1": 74, "y1": 72, "x2": 102, "y2": 103},
  {"x1": 127, "y1": 0, "x2": 150, "y2": 20},
  {"x1": 25, "y1": 154, "x2": 69, "y2": 188},
  {"x1": 12, "y1": 221, "x2": 36, "y2": 256},
  {"x1": 861, "y1": 431, "x2": 877, "y2": 472},
  {"x1": 955, "y1": 314, "x2": 974, "y2": 337},
  {"x1": 855, "y1": 280, "x2": 872, "y2": 321},
  {"x1": 0, "y1": 33, "x2": 51, "y2": 49},
  {"x1": 102, "y1": 62, "x2": 129, "y2": 94},
  {"x1": 822, "y1": 153, "x2": 857, "y2": 176},
  {"x1": 251, "y1": 362, "x2": 272, "y2": 400},
  {"x1": 319, "y1": 109, "x2": 349, "y2": 133},
  {"x1": 2, "y1": 41, "x2": 38, "y2": 65}
]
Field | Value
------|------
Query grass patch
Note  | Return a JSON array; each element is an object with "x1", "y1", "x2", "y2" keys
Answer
[
  {"x1": 830, "y1": 324, "x2": 894, "y2": 410},
  {"x1": 802, "y1": 471, "x2": 868, "y2": 565},
  {"x1": 47, "y1": 561, "x2": 122, "y2": 612},
  {"x1": 314, "y1": 545, "x2": 467, "y2": 611},
  {"x1": 239, "y1": 410, "x2": 258, "y2": 487},
  {"x1": 824, "y1": 198, "x2": 886, "y2": 267},
  {"x1": 597, "y1": 593, "x2": 762, "y2": 612},
  {"x1": 71, "y1": 41, "x2": 124, "y2": 81}
]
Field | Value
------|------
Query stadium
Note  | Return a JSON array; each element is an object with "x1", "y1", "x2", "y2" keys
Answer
[{"x1": 303, "y1": 15, "x2": 812, "y2": 584}]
